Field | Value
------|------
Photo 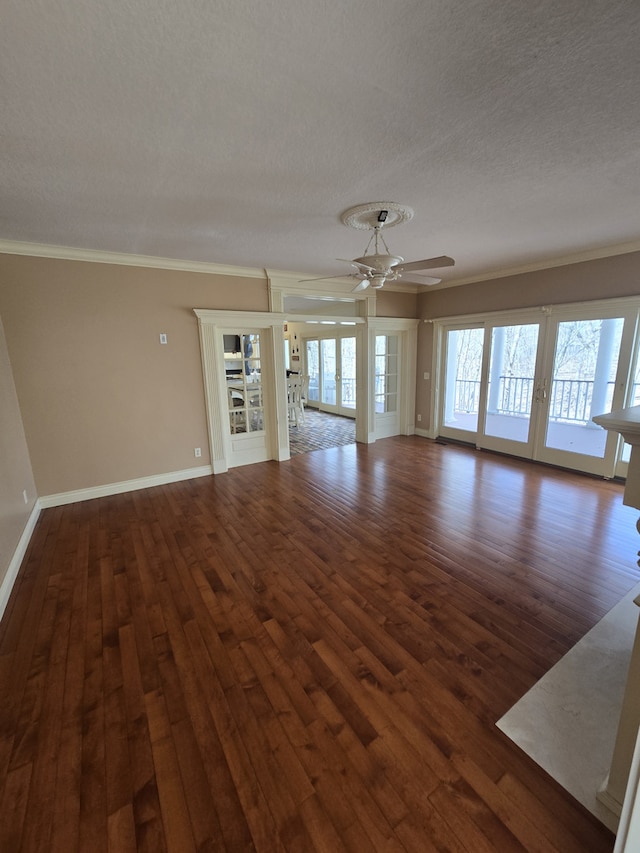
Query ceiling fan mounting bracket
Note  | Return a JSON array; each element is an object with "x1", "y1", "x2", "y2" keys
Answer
[{"x1": 340, "y1": 202, "x2": 414, "y2": 231}]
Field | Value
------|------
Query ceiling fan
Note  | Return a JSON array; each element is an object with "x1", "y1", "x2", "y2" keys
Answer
[{"x1": 301, "y1": 203, "x2": 455, "y2": 291}]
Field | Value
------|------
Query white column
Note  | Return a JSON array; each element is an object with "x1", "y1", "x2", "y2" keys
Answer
[
  {"x1": 487, "y1": 326, "x2": 505, "y2": 414},
  {"x1": 589, "y1": 318, "x2": 617, "y2": 427}
]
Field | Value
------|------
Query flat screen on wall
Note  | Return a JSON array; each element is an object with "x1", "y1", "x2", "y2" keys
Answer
[{"x1": 223, "y1": 334, "x2": 241, "y2": 353}]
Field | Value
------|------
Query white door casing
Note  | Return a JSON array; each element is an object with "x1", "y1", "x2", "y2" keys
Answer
[{"x1": 195, "y1": 309, "x2": 288, "y2": 473}]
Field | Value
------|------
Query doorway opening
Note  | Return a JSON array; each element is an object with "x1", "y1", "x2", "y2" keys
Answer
[{"x1": 286, "y1": 328, "x2": 358, "y2": 456}]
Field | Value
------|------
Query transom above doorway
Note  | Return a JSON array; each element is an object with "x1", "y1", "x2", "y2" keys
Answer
[{"x1": 267, "y1": 271, "x2": 375, "y2": 321}]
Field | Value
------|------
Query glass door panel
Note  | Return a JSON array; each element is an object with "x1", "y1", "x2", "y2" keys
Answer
[
  {"x1": 534, "y1": 311, "x2": 636, "y2": 477},
  {"x1": 321, "y1": 339, "x2": 337, "y2": 405},
  {"x1": 226, "y1": 333, "x2": 264, "y2": 436},
  {"x1": 482, "y1": 323, "x2": 540, "y2": 452},
  {"x1": 442, "y1": 327, "x2": 484, "y2": 436},
  {"x1": 340, "y1": 337, "x2": 357, "y2": 410},
  {"x1": 543, "y1": 317, "x2": 623, "y2": 458},
  {"x1": 375, "y1": 335, "x2": 398, "y2": 413},
  {"x1": 306, "y1": 340, "x2": 320, "y2": 403},
  {"x1": 374, "y1": 335, "x2": 401, "y2": 438}
]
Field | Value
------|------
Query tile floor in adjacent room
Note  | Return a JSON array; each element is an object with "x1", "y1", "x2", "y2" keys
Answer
[
  {"x1": 497, "y1": 582, "x2": 640, "y2": 834},
  {"x1": 288, "y1": 407, "x2": 356, "y2": 455}
]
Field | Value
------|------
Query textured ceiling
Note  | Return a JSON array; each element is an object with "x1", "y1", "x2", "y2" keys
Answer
[{"x1": 2, "y1": 0, "x2": 640, "y2": 286}]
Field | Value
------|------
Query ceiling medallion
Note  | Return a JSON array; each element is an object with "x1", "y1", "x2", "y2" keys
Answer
[{"x1": 340, "y1": 202, "x2": 414, "y2": 231}]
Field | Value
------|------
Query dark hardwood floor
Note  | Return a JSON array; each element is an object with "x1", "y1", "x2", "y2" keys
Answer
[{"x1": 1, "y1": 437, "x2": 639, "y2": 852}]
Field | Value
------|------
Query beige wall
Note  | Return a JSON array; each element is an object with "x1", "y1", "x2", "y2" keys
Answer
[
  {"x1": 415, "y1": 250, "x2": 640, "y2": 431},
  {"x1": 0, "y1": 254, "x2": 268, "y2": 496},
  {"x1": 0, "y1": 314, "x2": 37, "y2": 589},
  {"x1": 375, "y1": 288, "x2": 418, "y2": 318}
]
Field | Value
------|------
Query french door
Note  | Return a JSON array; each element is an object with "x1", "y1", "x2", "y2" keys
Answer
[
  {"x1": 438, "y1": 303, "x2": 638, "y2": 477},
  {"x1": 375, "y1": 334, "x2": 401, "y2": 438},
  {"x1": 306, "y1": 336, "x2": 356, "y2": 416}
]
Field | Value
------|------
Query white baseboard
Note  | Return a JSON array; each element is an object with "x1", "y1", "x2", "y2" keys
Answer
[
  {"x1": 597, "y1": 774, "x2": 623, "y2": 819},
  {"x1": 0, "y1": 501, "x2": 41, "y2": 624},
  {"x1": 414, "y1": 427, "x2": 434, "y2": 439},
  {"x1": 39, "y1": 464, "x2": 213, "y2": 508}
]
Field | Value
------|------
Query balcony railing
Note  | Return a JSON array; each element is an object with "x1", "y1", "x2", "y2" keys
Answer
[{"x1": 454, "y1": 377, "x2": 640, "y2": 423}]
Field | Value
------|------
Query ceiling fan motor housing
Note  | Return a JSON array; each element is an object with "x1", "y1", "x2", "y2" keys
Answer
[{"x1": 353, "y1": 253, "x2": 404, "y2": 274}]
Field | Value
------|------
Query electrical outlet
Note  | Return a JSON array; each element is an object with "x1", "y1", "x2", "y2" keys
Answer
[
  {"x1": 423, "y1": 372, "x2": 429, "y2": 380},
  {"x1": 194, "y1": 447, "x2": 202, "y2": 458},
  {"x1": 417, "y1": 414, "x2": 422, "y2": 422},
  {"x1": 159, "y1": 333, "x2": 168, "y2": 345}
]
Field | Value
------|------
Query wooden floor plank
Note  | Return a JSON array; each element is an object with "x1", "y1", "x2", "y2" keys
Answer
[{"x1": 0, "y1": 437, "x2": 634, "y2": 851}]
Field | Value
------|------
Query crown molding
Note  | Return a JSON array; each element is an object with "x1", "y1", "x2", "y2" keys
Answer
[
  {"x1": 437, "y1": 239, "x2": 640, "y2": 289},
  {"x1": 4, "y1": 236, "x2": 639, "y2": 289},
  {"x1": 0, "y1": 239, "x2": 266, "y2": 279}
]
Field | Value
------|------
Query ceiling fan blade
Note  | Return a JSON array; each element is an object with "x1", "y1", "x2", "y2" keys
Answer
[
  {"x1": 298, "y1": 273, "x2": 356, "y2": 283},
  {"x1": 351, "y1": 280, "x2": 370, "y2": 292},
  {"x1": 402, "y1": 273, "x2": 442, "y2": 285},
  {"x1": 337, "y1": 257, "x2": 376, "y2": 272},
  {"x1": 399, "y1": 255, "x2": 455, "y2": 273}
]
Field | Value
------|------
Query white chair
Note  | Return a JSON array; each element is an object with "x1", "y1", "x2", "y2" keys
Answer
[
  {"x1": 227, "y1": 387, "x2": 246, "y2": 433},
  {"x1": 300, "y1": 374, "x2": 310, "y2": 406},
  {"x1": 245, "y1": 385, "x2": 264, "y2": 431},
  {"x1": 287, "y1": 379, "x2": 305, "y2": 427}
]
